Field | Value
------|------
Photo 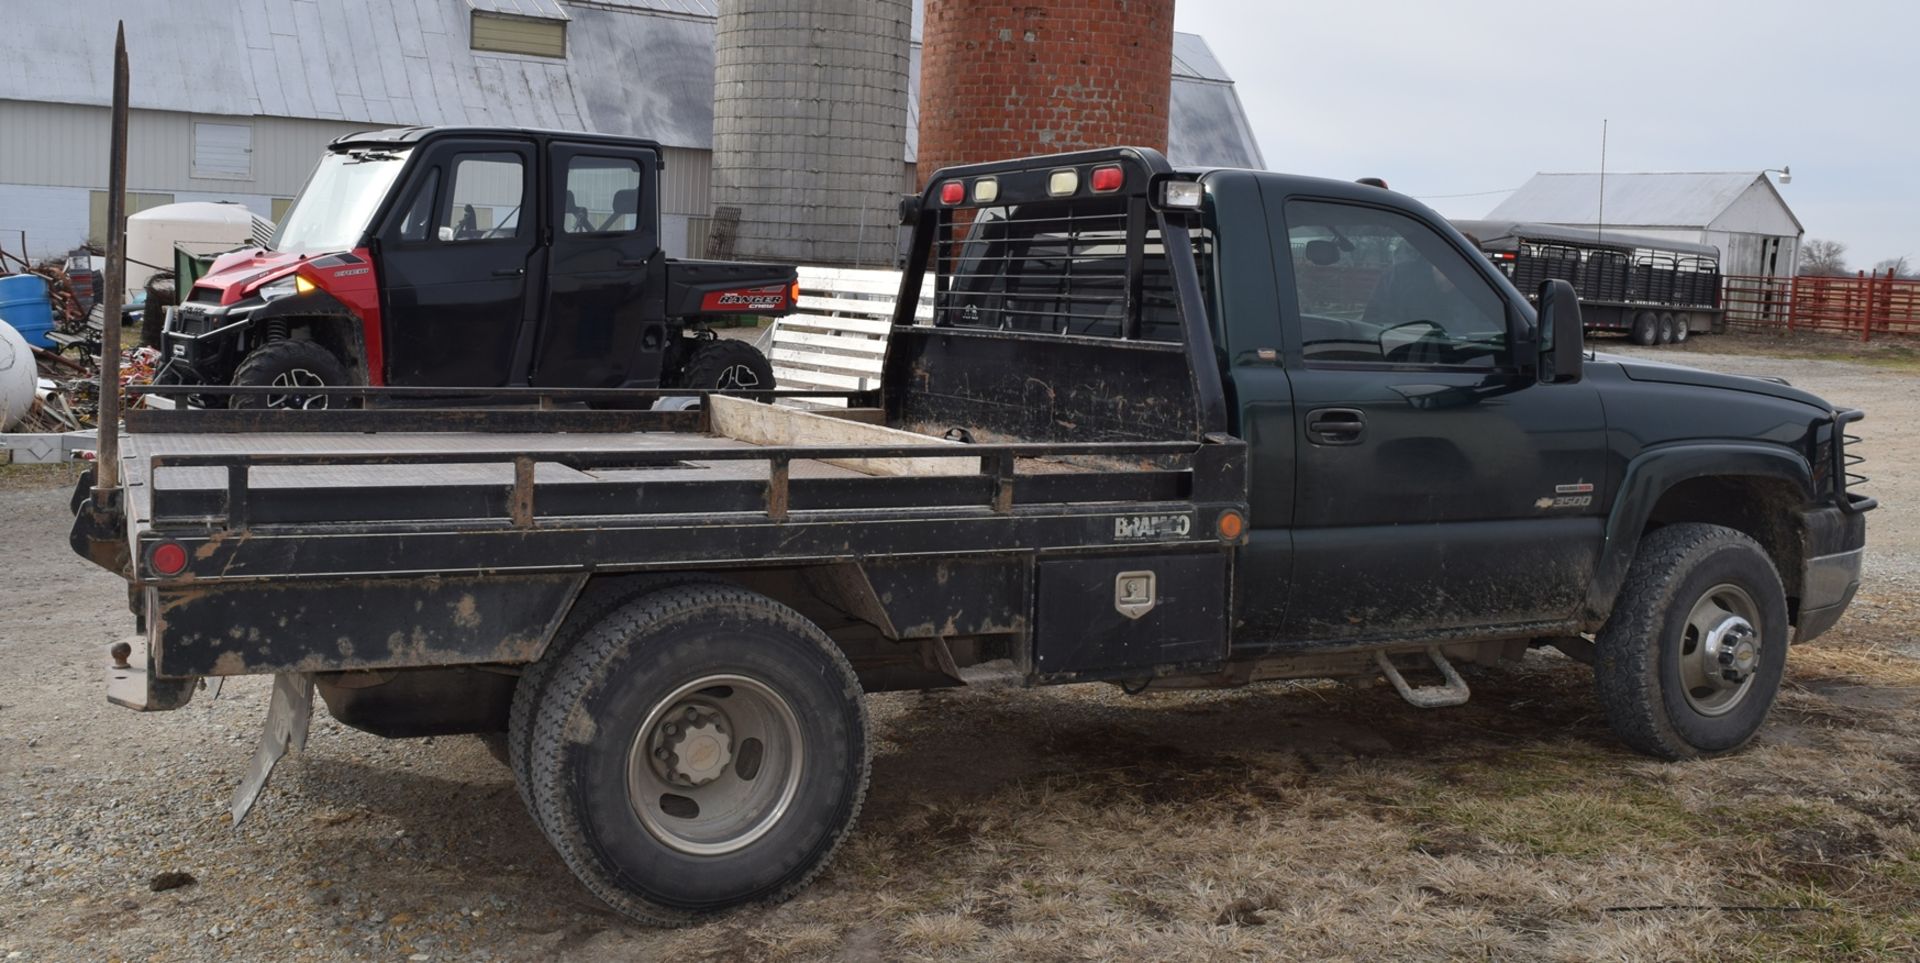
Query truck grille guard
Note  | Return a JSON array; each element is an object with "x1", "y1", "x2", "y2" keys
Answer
[{"x1": 1832, "y1": 408, "x2": 1875, "y2": 514}]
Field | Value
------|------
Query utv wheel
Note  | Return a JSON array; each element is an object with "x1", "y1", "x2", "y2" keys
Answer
[
  {"x1": 230, "y1": 340, "x2": 348, "y2": 410},
  {"x1": 675, "y1": 339, "x2": 775, "y2": 392},
  {"x1": 1631, "y1": 310, "x2": 1659, "y2": 346},
  {"x1": 1593, "y1": 523, "x2": 1789, "y2": 759},
  {"x1": 525, "y1": 583, "x2": 869, "y2": 925}
]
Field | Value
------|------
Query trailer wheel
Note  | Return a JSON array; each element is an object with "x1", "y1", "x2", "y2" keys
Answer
[
  {"x1": 1631, "y1": 310, "x2": 1659, "y2": 346},
  {"x1": 1657, "y1": 313, "x2": 1677, "y2": 344},
  {"x1": 674, "y1": 339, "x2": 775, "y2": 392},
  {"x1": 525, "y1": 583, "x2": 869, "y2": 925},
  {"x1": 229, "y1": 340, "x2": 348, "y2": 409},
  {"x1": 1593, "y1": 523, "x2": 1788, "y2": 759},
  {"x1": 1672, "y1": 313, "x2": 1692, "y2": 343}
]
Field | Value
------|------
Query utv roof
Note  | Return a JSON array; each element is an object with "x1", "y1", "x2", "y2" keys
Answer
[
  {"x1": 329, "y1": 126, "x2": 665, "y2": 152},
  {"x1": 1451, "y1": 218, "x2": 1721, "y2": 259}
]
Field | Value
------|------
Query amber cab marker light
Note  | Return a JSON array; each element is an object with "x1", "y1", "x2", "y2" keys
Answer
[
  {"x1": 1217, "y1": 510, "x2": 1245, "y2": 540},
  {"x1": 150, "y1": 541, "x2": 188, "y2": 576}
]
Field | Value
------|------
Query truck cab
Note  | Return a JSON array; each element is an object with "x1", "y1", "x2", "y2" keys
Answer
[{"x1": 159, "y1": 126, "x2": 793, "y2": 407}]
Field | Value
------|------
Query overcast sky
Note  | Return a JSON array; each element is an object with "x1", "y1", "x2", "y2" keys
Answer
[{"x1": 1172, "y1": 0, "x2": 1917, "y2": 268}]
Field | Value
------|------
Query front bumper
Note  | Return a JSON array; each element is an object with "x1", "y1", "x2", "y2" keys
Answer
[{"x1": 1795, "y1": 500, "x2": 1869, "y2": 643}]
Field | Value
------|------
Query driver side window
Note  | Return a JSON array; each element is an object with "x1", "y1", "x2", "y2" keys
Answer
[
  {"x1": 439, "y1": 153, "x2": 525, "y2": 242},
  {"x1": 1286, "y1": 200, "x2": 1508, "y2": 367}
]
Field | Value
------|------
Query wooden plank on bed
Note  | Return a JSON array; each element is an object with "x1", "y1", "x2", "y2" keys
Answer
[{"x1": 707, "y1": 395, "x2": 978, "y2": 477}]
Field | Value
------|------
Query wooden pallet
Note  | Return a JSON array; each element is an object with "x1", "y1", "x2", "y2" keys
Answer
[{"x1": 770, "y1": 266, "x2": 930, "y2": 406}]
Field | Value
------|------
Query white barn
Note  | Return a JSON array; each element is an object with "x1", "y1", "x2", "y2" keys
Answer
[
  {"x1": 0, "y1": 0, "x2": 1262, "y2": 262},
  {"x1": 1486, "y1": 172, "x2": 1803, "y2": 279}
]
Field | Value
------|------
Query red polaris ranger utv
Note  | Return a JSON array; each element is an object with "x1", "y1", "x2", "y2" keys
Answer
[{"x1": 158, "y1": 127, "x2": 793, "y2": 407}]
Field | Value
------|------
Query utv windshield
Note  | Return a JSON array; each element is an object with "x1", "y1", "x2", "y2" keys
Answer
[{"x1": 271, "y1": 148, "x2": 411, "y2": 255}]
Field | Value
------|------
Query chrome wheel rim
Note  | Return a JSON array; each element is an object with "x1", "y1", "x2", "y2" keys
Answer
[
  {"x1": 1677, "y1": 582, "x2": 1762, "y2": 716},
  {"x1": 625, "y1": 674, "x2": 803, "y2": 856},
  {"x1": 716, "y1": 363, "x2": 761, "y2": 390},
  {"x1": 267, "y1": 368, "x2": 329, "y2": 410}
]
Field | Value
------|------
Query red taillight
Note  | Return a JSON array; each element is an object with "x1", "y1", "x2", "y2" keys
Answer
[
  {"x1": 939, "y1": 181, "x2": 964, "y2": 204},
  {"x1": 150, "y1": 542, "x2": 188, "y2": 577},
  {"x1": 1090, "y1": 165, "x2": 1124, "y2": 192}
]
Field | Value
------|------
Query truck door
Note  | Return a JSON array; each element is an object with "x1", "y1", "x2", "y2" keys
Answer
[
  {"x1": 532, "y1": 144, "x2": 666, "y2": 388},
  {"x1": 375, "y1": 139, "x2": 538, "y2": 387},
  {"x1": 1270, "y1": 196, "x2": 1608, "y2": 645}
]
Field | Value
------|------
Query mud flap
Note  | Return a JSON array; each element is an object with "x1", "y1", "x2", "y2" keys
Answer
[{"x1": 229, "y1": 673, "x2": 315, "y2": 825}]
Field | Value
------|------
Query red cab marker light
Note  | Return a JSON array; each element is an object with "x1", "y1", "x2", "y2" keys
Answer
[
  {"x1": 150, "y1": 542, "x2": 188, "y2": 577},
  {"x1": 939, "y1": 181, "x2": 965, "y2": 205},
  {"x1": 1091, "y1": 165, "x2": 1124, "y2": 192}
]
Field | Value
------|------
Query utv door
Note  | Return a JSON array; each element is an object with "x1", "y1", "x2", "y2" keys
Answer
[
  {"x1": 533, "y1": 144, "x2": 667, "y2": 388},
  {"x1": 1269, "y1": 196, "x2": 1608, "y2": 644},
  {"x1": 374, "y1": 139, "x2": 538, "y2": 387}
]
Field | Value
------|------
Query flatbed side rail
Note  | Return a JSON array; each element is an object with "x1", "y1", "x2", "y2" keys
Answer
[
  {"x1": 142, "y1": 436, "x2": 1246, "y2": 532},
  {"x1": 125, "y1": 385, "x2": 878, "y2": 434}
]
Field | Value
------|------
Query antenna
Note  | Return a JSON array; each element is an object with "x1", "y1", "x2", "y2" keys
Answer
[{"x1": 1597, "y1": 118, "x2": 1607, "y2": 243}]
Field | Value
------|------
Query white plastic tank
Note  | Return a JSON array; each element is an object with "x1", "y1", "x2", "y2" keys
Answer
[
  {"x1": 125, "y1": 202, "x2": 274, "y2": 297},
  {"x1": 0, "y1": 319, "x2": 36, "y2": 431}
]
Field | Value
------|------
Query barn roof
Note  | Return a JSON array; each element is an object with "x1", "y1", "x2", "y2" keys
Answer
[
  {"x1": 1487, "y1": 171, "x2": 1802, "y2": 234},
  {"x1": 5, "y1": 0, "x2": 1263, "y2": 169}
]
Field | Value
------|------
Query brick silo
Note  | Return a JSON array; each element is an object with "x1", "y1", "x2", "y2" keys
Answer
[{"x1": 916, "y1": 0, "x2": 1176, "y2": 189}]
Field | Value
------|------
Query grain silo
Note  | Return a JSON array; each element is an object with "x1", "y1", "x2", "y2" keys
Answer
[
  {"x1": 708, "y1": 0, "x2": 913, "y2": 267},
  {"x1": 917, "y1": 0, "x2": 1176, "y2": 188}
]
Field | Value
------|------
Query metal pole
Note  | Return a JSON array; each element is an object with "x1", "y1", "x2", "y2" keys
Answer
[{"x1": 94, "y1": 23, "x2": 128, "y2": 492}]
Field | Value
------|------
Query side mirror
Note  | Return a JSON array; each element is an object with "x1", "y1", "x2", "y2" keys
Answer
[{"x1": 1536, "y1": 279, "x2": 1584, "y2": 384}]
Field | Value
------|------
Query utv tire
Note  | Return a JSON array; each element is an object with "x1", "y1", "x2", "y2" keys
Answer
[
  {"x1": 229, "y1": 340, "x2": 348, "y2": 409},
  {"x1": 1593, "y1": 523, "x2": 1789, "y2": 759},
  {"x1": 1630, "y1": 310, "x2": 1659, "y2": 346},
  {"x1": 675, "y1": 339, "x2": 775, "y2": 392},
  {"x1": 525, "y1": 583, "x2": 869, "y2": 925}
]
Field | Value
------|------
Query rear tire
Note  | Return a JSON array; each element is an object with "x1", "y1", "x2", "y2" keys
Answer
[
  {"x1": 1673, "y1": 313, "x2": 1691, "y2": 343},
  {"x1": 229, "y1": 340, "x2": 348, "y2": 410},
  {"x1": 1593, "y1": 523, "x2": 1789, "y2": 759},
  {"x1": 674, "y1": 339, "x2": 775, "y2": 392},
  {"x1": 508, "y1": 574, "x2": 722, "y2": 811},
  {"x1": 1631, "y1": 310, "x2": 1659, "y2": 346},
  {"x1": 1657, "y1": 313, "x2": 1677, "y2": 344},
  {"x1": 525, "y1": 583, "x2": 869, "y2": 925}
]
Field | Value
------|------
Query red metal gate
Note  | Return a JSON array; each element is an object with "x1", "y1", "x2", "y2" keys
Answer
[{"x1": 1723, "y1": 271, "x2": 1920, "y2": 340}]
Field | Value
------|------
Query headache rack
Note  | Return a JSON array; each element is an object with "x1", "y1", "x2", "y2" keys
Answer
[{"x1": 891, "y1": 146, "x2": 1229, "y2": 441}]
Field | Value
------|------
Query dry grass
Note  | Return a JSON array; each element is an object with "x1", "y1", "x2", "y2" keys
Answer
[{"x1": 659, "y1": 599, "x2": 1920, "y2": 962}]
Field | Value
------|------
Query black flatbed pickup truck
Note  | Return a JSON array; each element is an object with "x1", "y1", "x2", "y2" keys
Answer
[{"x1": 72, "y1": 147, "x2": 1872, "y2": 925}]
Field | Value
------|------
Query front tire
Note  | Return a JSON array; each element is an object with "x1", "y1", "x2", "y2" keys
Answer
[
  {"x1": 229, "y1": 340, "x2": 347, "y2": 409},
  {"x1": 525, "y1": 584, "x2": 869, "y2": 925},
  {"x1": 1594, "y1": 523, "x2": 1789, "y2": 759}
]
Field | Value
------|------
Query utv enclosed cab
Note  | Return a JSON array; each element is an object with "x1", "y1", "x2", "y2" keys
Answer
[{"x1": 159, "y1": 126, "x2": 792, "y2": 406}]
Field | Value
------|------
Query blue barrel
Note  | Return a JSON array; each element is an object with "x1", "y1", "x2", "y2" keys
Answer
[{"x1": 0, "y1": 274, "x2": 54, "y2": 349}]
